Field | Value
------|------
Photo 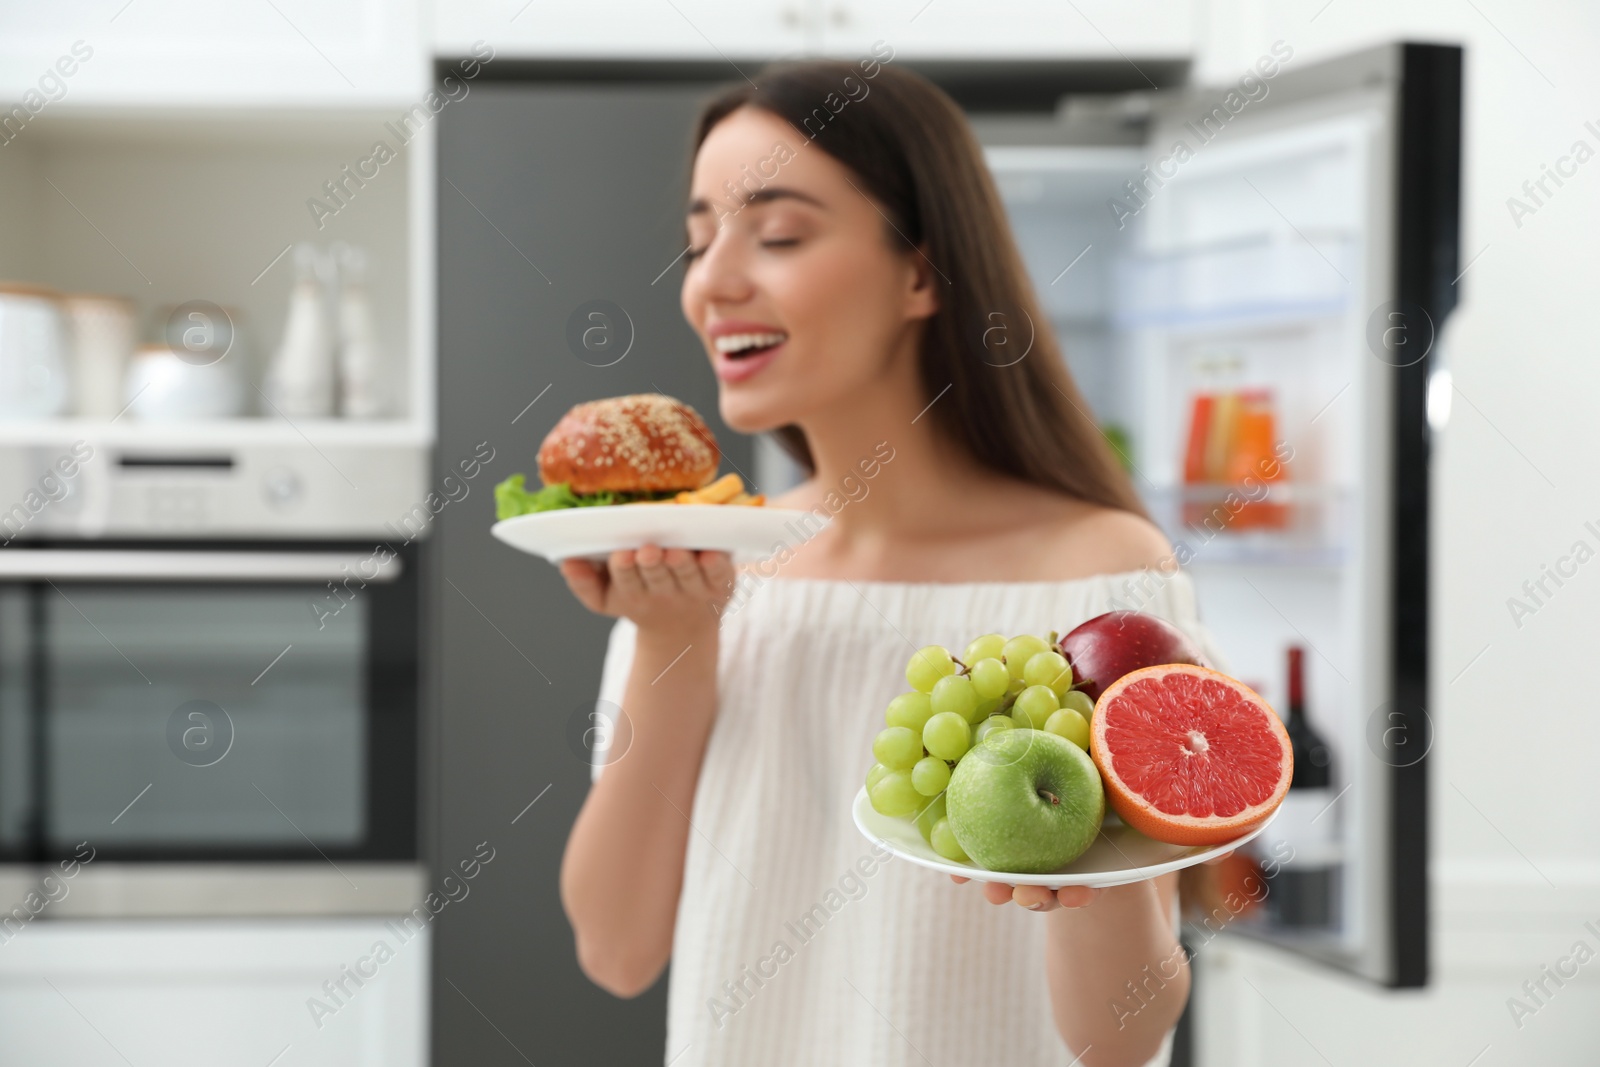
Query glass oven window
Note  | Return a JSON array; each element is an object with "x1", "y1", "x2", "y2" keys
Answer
[{"x1": 42, "y1": 585, "x2": 367, "y2": 849}]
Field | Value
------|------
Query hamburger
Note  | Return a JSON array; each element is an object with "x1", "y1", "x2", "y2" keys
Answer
[{"x1": 495, "y1": 394, "x2": 761, "y2": 517}]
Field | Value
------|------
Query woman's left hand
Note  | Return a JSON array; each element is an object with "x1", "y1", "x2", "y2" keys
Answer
[
  {"x1": 948, "y1": 846, "x2": 1234, "y2": 911},
  {"x1": 948, "y1": 874, "x2": 1102, "y2": 911}
]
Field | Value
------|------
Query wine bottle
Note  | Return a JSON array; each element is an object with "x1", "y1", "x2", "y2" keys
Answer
[{"x1": 1264, "y1": 646, "x2": 1340, "y2": 928}]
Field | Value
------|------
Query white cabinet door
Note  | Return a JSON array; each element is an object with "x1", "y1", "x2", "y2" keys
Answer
[
  {"x1": 819, "y1": 0, "x2": 1196, "y2": 60},
  {"x1": 0, "y1": 0, "x2": 426, "y2": 106},
  {"x1": 0, "y1": 920, "x2": 428, "y2": 1067},
  {"x1": 431, "y1": 0, "x2": 818, "y2": 59}
]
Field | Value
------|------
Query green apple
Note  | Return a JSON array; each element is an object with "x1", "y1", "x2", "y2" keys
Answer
[{"x1": 945, "y1": 728, "x2": 1104, "y2": 873}]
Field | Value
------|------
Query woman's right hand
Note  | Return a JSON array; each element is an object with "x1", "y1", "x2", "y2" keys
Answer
[{"x1": 558, "y1": 543, "x2": 737, "y2": 632}]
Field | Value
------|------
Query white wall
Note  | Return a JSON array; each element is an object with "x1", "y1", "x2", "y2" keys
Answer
[{"x1": 1191, "y1": 3, "x2": 1600, "y2": 1064}]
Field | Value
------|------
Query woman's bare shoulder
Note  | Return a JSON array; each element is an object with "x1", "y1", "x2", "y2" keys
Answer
[
  {"x1": 1030, "y1": 495, "x2": 1174, "y2": 580},
  {"x1": 1068, "y1": 505, "x2": 1172, "y2": 567},
  {"x1": 760, "y1": 478, "x2": 1171, "y2": 582}
]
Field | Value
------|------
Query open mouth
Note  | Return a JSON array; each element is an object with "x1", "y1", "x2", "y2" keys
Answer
[{"x1": 713, "y1": 331, "x2": 788, "y2": 360}]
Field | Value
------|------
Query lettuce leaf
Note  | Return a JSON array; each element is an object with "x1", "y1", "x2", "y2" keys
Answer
[{"x1": 493, "y1": 474, "x2": 677, "y2": 519}]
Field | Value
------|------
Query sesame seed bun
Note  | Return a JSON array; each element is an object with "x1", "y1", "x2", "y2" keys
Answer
[{"x1": 537, "y1": 394, "x2": 720, "y2": 494}]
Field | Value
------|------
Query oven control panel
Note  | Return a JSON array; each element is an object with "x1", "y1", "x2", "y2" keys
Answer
[{"x1": 0, "y1": 440, "x2": 433, "y2": 539}]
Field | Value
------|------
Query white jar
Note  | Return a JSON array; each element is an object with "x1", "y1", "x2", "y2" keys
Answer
[
  {"x1": 0, "y1": 283, "x2": 70, "y2": 419},
  {"x1": 124, "y1": 343, "x2": 245, "y2": 421},
  {"x1": 61, "y1": 293, "x2": 136, "y2": 419}
]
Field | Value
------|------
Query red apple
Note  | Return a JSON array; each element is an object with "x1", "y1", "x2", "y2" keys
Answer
[{"x1": 1056, "y1": 611, "x2": 1203, "y2": 704}]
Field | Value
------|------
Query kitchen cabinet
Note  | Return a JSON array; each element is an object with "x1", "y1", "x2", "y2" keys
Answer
[
  {"x1": 430, "y1": 0, "x2": 819, "y2": 59},
  {"x1": 0, "y1": 0, "x2": 426, "y2": 106},
  {"x1": 2, "y1": 2, "x2": 1200, "y2": 104},
  {"x1": 429, "y1": 0, "x2": 1197, "y2": 62},
  {"x1": 0, "y1": 106, "x2": 435, "y2": 523},
  {"x1": 0, "y1": 920, "x2": 428, "y2": 1066},
  {"x1": 819, "y1": 0, "x2": 1197, "y2": 60}
]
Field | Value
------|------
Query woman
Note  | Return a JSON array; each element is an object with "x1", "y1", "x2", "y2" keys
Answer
[{"x1": 559, "y1": 60, "x2": 1221, "y2": 1067}]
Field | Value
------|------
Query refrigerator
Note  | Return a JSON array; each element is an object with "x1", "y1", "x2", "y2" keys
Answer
[
  {"x1": 958, "y1": 42, "x2": 1459, "y2": 990},
  {"x1": 432, "y1": 40, "x2": 1458, "y2": 1064}
]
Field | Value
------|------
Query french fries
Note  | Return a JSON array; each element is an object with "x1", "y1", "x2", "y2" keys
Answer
[
  {"x1": 626, "y1": 472, "x2": 765, "y2": 506},
  {"x1": 677, "y1": 472, "x2": 741, "y2": 504}
]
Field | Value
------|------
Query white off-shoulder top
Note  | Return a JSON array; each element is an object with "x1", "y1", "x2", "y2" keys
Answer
[{"x1": 592, "y1": 568, "x2": 1225, "y2": 1066}]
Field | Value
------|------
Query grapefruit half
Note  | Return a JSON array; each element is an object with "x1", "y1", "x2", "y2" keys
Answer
[{"x1": 1089, "y1": 663, "x2": 1292, "y2": 846}]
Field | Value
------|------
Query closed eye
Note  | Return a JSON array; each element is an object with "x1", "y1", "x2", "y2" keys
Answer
[{"x1": 682, "y1": 236, "x2": 800, "y2": 263}]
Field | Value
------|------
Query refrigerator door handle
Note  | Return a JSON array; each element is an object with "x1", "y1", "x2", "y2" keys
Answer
[{"x1": 1426, "y1": 313, "x2": 1458, "y2": 433}]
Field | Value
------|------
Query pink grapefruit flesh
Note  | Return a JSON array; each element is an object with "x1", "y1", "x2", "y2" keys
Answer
[{"x1": 1089, "y1": 663, "x2": 1293, "y2": 847}]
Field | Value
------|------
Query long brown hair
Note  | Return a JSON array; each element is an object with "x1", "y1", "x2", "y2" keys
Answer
[{"x1": 692, "y1": 60, "x2": 1147, "y2": 520}]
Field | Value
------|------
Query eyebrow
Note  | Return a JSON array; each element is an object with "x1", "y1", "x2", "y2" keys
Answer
[{"x1": 687, "y1": 187, "x2": 827, "y2": 215}]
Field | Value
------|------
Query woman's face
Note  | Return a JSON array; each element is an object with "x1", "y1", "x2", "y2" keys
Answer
[{"x1": 681, "y1": 106, "x2": 936, "y2": 434}]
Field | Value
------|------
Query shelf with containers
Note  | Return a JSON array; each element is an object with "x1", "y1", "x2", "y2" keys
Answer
[
  {"x1": 989, "y1": 143, "x2": 1358, "y2": 572},
  {"x1": 1111, "y1": 233, "x2": 1362, "y2": 571},
  {"x1": 1109, "y1": 230, "x2": 1368, "y2": 949},
  {"x1": 0, "y1": 107, "x2": 434, "y2": 537}
]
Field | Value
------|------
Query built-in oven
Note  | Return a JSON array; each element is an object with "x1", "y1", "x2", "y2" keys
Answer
[{"x1": 0, "y1": 540, "x2": 418, "y2": 866}]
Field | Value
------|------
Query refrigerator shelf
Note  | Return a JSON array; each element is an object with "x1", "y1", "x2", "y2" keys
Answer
[
  {"x1": 1113, "y1": 297, "x2": 1350, "y2": 331},
  {"x1": 1112, "y1": 233, "x2": 1359, "y2": 331},
  {"x1": 1142, "y1": 483, "x2": 1352, "y2": 568},
  {"x1": 1167, "y1": 540, "x2": 1348, "y2": 569},
  {"x1": 1164, "y1": 482, "x2": 1344, "y2": 503}
]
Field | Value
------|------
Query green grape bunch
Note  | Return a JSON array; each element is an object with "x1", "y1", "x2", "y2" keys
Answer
[{"x1": 864, "y1": 631, "x2": 1099, "y2": 864}]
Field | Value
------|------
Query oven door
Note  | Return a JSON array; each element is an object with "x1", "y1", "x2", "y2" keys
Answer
[{"x1": 0, "y1": 542, "x2": 417, "y2": 863}]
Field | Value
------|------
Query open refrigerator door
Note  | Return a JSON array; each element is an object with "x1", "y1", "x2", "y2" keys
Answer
[{"x1": 981, "y1": 42, "x2": 1459, "y2": 987}]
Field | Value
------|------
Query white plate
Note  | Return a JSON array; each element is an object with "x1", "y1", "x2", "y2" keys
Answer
[
  {"x1": 492, "y1": 504, "x2": 830, "y2": 565},
  {"x1": 852, "y1": 786, "x2": 1279, "y2": 889}
]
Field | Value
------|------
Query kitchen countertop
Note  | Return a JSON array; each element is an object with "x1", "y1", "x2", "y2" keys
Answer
[{"x1": 0, "y1": 863, "x2": 428, "y2": 919}]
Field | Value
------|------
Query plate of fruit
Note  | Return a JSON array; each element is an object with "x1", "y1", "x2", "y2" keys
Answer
[{"x1": 853, "y1": 612, "x2": 1292, "y2": 889}]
